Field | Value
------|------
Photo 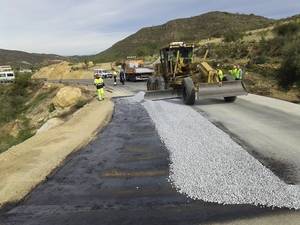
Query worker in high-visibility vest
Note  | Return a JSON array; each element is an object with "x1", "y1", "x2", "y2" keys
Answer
[
  {"x1": 94, "y1": 74, "x2": 105, "y2": 101},
  {"x1": 229, "y1": 65, "x2": 241, "y2": 80},
  {"x1": 237, "y1": 65, "x2": 243, "y2": 80},
  {"x1": 216, "y1": 64, "x2": 224, "y2": 81}
]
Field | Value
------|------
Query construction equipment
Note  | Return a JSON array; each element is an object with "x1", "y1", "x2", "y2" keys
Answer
[
  {"x1": 145, "y1": 42, "x2": 247, "y2": 105},
  {"x1": 123, "y1": 58, "x2": 154, "y2": 81}
]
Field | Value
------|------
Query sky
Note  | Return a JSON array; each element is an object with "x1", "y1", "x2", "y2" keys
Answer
[{"x1": 0, "y1": 0, "x2": 299, "y2": 56}]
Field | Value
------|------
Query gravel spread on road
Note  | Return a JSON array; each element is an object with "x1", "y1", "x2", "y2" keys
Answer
[{"x1": 140, "y1": 97, "x2": 300, "y2": 209}]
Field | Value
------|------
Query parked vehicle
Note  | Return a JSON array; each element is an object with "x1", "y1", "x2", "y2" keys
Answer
[
  {"x1": 0, "y1": 65, "x2": 15, "y2": 83},
  {"x1": 94, "y1": 69, "x2": 113, "y2": 78},
  {"x1": 0, "y1": 71, "x2": 15, "y2": 83}
]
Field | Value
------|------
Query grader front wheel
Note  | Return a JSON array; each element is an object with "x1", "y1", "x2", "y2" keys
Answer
[{"x1": 183, "y1": 77, "x2": 196, "y2": 105}]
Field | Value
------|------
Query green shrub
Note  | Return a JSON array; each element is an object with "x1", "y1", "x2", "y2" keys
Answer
[
  {"x1": 75, "y1": 99, "x2": 88, "y2": 109},
  {"x1": 0, "y1": 74, "x2": 38, "y2": 124},
  {"x1": 278, "y1": 39, "x2": 300, "y2": 89},
  {"x1": 48, "y1": 103, "x2": 56, "y2": 113},
  {"x1": 14, "y1": 73, "x2": 32, "y2": 90},
  {"x1": 223, "y1": 30, "x2": 244, "y2": 42},
  {"x1": 253, "y1": 54, "x2": 268, "y2": 64},
  {"x1": 274, "y1": 22, "x2": 300, "y2": 37}
]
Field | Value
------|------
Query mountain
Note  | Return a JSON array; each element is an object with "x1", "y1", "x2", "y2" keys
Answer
[
  {"x1": 0, "y1": 49, "x2": 66, "y2": 68},
  {"x1": 93, "y1": 11, "x2": 274, "y2": 62}
]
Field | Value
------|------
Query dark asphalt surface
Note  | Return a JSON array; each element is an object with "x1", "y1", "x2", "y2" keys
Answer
[{"x1": 0, "y1": 99, "x2": 280, "y2": 225}]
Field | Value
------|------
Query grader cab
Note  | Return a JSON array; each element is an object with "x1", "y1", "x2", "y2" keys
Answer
[{"x1": 146, "y1": 42, "x2": 247, "y2": 105}]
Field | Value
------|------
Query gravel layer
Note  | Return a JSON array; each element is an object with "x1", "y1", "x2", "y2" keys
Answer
[{"x1": 142, "y1": 98, "x2": 300, "y2": 209}]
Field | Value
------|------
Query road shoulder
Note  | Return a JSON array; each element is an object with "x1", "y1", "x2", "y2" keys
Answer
[{"x1": 0, "y1": 98, "x2": 114, "y2": 208}]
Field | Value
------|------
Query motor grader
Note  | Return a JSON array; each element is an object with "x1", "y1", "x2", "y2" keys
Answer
[{"x1": 145, "y1": 42, "x2": 247, "y2": 105}]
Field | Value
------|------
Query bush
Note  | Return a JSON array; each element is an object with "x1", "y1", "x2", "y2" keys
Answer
[
  {"x1": 14, "y1": 73, "x2": 32, "y2": 90},
  {"x1": 48, "y1": 103, "x2": 56, "y2": 113},
  {"x1": 274, "y1": 22, "x2": 300, "y2": 37},
  {"x1": 74, "y1": 99, "x2": 88, "y2": 109},
  {"x1": 253, "y1": 54, "x2": 268, "y2": 64},
  {"x1": 0, "y1": 74, "x2": 36, "y2": 124},
  {"x1": 278, "y1": 39, "x2": 300, "y2": 89},
  {"x1": 223, "y1": 30, "x2": 244, "y2": 42}
]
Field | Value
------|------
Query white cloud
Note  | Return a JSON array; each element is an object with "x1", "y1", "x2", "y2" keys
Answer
[{"x1": 0, "y1": 0, "x2": 299, "y2": 55}]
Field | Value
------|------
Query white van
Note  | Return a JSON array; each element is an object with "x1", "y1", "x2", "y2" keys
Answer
[{"x1": 0, "y1": 71, "x2": 15, "y2": 83}]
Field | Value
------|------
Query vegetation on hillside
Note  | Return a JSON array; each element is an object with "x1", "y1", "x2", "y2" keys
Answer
[
  {"x1": 93, "y1": 11, "x2": 273, "y2": 62},
  {"x1": 0, "y1": 74, "x2": 38, "y2": 152},
  {"x1": 275, "y1": 23, "x2": 300, "y2": 88},
  {"x1": 0, "y1": 73, "x2": 37, "y2": 124},
  {"x1": 0, "y1": 49, "x2": 66, "y2": 69},
  {"x1": 0, "y1": 72, "x2": 93, "y2": 153},
  {"x1": 0, "y1": 74, "x2": 60, "y2": 152},
  {"x1": 198, "y1": 20, "x2": 300, "y2": 102}
]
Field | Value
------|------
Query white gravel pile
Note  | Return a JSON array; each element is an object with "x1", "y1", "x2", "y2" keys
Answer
[
  {"x1": 143, "y1": 99, "x2": 300, "y2": 209},
  {"x1": 126, "y1": 91, "x2": 145, "y2": 103}
]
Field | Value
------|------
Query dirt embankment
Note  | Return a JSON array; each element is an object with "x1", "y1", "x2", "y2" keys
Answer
[
  {"x1": 32, "y1": 61, "x2": 94, "y2": 80},
  {"x1": 0, "y1": 83, "x2": 93, "y2": 153},
  {"x1": 0, "y1": 92, "x2": 114, "y2": 208}
]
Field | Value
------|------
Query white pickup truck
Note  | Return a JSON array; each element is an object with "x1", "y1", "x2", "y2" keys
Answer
[
  {"x1": 0, "y1": 66, "x2": 15, "y2": 83},
  {"x1": 94, "y1": 69, "x2": 113, "y2": 79}
]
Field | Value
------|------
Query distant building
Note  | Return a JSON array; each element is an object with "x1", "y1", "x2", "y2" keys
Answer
[
  {"x1": 0, "y1": 65, "x2": 13, "y2": 72},
  {"x1": 19, "y1": 69, "x2": 33, "y2": 73}
]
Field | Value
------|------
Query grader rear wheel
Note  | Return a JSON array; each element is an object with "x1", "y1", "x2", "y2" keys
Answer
[
  {"x1": 147, "y1": 77, "x2": 154, "y2": 90},
  {"x1": 147, "y1": 77, "x2": 161, "y2": 91}
]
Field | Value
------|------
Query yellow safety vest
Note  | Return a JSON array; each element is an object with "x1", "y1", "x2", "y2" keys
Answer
[{"x1": 94, "y1": 78, "x2": 104, "y2": 89}]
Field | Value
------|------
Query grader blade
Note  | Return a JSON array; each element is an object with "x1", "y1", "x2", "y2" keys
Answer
[
  {"x1": 198, "y1": 80, "x2": 247, "y2": 99},
  {"x1": 144, "y1": 89, "x2": 181, "y2": 101}
]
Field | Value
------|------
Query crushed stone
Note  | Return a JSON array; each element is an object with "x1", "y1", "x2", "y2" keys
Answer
[{"x1": 142, "y1": 99, "x2": 300, "y2": 209}]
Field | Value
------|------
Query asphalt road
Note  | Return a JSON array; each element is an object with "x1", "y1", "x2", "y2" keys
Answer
[
  {"x1": 0, "y1": 100, "x2": 277, "y2": 225},
  {"x1": 101, "y1": 79, "x2": 300, "y2": 185},
  {"x1": 14, "y1": 78, "x2": 297, "y2": 224}
]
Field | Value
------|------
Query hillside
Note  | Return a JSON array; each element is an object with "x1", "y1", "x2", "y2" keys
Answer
[
  {"x1": 0, "y1": 74, "x2": 93, "y2": 153},
  {"x1": 93, "y1": 11, "x2": 274, "y2": 62},
  {"x1": 32, "y1": 61, "x2": 94, "y2": 80},
  {"x1": 0, "y1": 49, "x2": 66, "y2": 69}
]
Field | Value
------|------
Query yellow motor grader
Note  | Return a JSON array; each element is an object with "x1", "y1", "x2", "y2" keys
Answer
[{"x1": 145, "y1": 42, "x2": 247, "y2": 105}]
